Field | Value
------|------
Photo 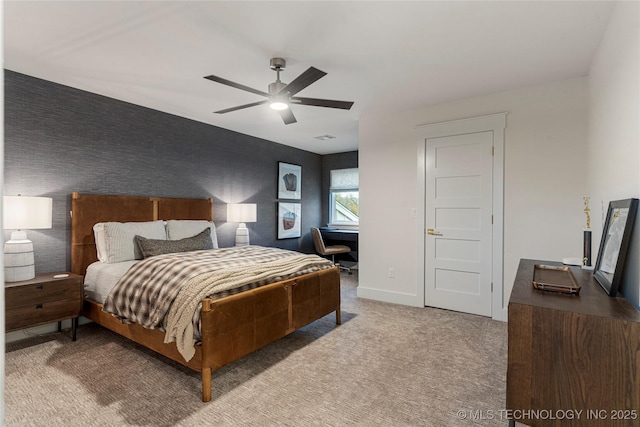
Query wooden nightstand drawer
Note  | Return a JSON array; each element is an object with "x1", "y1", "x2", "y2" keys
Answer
[
  {"x1": 5, "y1": 272, "x2": 84, "y2": 338},
  {"x1": 5, "y1": 280, "x2": 82, "y2": 309},
  {"x1": 6, "y1": 299, "x2": 82, "y2": 331}
]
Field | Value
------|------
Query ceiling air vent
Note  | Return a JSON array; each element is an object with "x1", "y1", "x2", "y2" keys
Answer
[{"x1": 314, "y1": 134, "x2": 336, "y2": 141}]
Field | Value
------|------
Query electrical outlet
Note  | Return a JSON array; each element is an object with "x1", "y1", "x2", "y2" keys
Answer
[{"x1": 388, "y1": 267, "x2": 395, "y2": 278}]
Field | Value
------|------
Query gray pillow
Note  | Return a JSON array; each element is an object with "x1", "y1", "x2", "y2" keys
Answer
[
  {"x1": 165, "y1": 220, "x2": 219, "y2": 249},
  {"x1": 134, "y1": 228, "x2": 213, "y2": 258}
]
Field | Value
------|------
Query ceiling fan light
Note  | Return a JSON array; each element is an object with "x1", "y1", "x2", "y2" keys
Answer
[{"x1": 270, "y1": 101, "x2": 289, "y2": 110}]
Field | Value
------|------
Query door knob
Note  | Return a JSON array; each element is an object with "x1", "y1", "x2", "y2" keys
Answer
[{"x1": 427, "y1": 228, "x2": 443, "y2": 236}]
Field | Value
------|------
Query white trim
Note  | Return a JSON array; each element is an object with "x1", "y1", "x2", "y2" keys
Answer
[
  {"x1": 416, "y1": 113, "x2": 507, "y2": 322},
  {"x1": 326, "y1": 224, "x2": 359, "y2": 231},
  {"x1": 357, "y1": 286, "x2": 423, "y2": 307},
  {"x1": 416, "y1": 139, "x2": 427, "y2": 308}
]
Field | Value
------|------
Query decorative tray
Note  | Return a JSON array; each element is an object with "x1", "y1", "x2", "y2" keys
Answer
[{"x1": 532, "y1": 264, "x2": 581, "y2": 295}]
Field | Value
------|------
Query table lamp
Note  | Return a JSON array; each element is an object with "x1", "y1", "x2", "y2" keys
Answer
[
  {"x1": 227, "y1": 203, "x2": 257, "y2": 246},
  {"x1": 4, "y1": 195, "x2": 53, "y2": 282}
]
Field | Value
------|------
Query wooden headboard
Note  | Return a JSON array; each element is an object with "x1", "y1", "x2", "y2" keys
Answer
[{"x1": 71, "y1": 192, "x2": 213, "y2": 276}]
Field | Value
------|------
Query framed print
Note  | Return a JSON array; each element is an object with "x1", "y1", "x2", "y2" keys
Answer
[
  {"x1": 278, "y1": 162, "x2": 301, "y2": 200},
  {"x1": 594, "y1": 198, "x2": 639, "y2": 296},
  {"x1": 277, "y1": 202, "x2": 301, "y2": 239}
]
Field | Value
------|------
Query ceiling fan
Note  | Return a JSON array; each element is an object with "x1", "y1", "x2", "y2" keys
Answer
[{"x1": 204, "y1": 58, "x2": 354, "y2": 125}]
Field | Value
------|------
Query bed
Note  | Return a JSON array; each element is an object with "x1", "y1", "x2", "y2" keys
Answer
[{"x1": 71, "y1": 192, "x2": 341, "y2": 402}]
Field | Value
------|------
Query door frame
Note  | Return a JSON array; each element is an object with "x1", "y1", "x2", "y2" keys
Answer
[{"x1": 416, "y1": 113, "x2": 506, "y2": 321}]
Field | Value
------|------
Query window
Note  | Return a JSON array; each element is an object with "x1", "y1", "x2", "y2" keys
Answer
[{"x1": 329, "y1": 168, "x2": 359, "y2": 227}]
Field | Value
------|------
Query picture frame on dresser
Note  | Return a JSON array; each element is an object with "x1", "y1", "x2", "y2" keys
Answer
[
  {"x1": 277, "y1": 202, "x2": 301, "y2": 239},
  {"x1": 594, "y1": 198, "x2": 639, "y2": 296},
  {"x1": 278, "y1": 162, "x2": 301, "y2": 200}
]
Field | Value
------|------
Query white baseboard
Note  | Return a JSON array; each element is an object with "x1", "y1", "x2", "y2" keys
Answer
[
  {"x1": 356, "y1": 286, "x2": 423, "y2": 307},
  {"x1": 5, "y1": 317, "x2": 92, "y2": 344},
  {"x1": 5, "y1": 322, "x2": 64, "y2": 344}
]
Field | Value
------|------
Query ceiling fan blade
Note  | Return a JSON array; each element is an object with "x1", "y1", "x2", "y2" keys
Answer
[
  {"x1": 279, "y1": 108, "x2": 297, "y2": 125},
  {"x1": 279, "y1": 67, "x2": 327, "y2": 97},
  {"x1": 291, "y1": 97, "x2": 354, "y2": 110},
  {"x1": 215, "y1": 100, "x2": 268, "y2": 114},
  {"x1": 204, "y1": 75, "x2": 268, "y2": 97}
]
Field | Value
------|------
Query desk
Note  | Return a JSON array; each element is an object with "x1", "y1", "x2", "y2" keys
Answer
[
  {"x1": 507, "y1": 259, "x2": 640, "y2": 426},
  {"x1": 320, "y1": 227, "x2": 358, "y2": 263}
]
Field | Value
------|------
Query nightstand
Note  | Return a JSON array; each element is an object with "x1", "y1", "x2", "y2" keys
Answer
[{"x1": 5, "y1": 272, "x2": 84, "y2": 341}]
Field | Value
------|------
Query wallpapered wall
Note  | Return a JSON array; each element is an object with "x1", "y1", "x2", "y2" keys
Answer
[{"x1": 4, "y1": 70, "x2": 345, "y2": 274}]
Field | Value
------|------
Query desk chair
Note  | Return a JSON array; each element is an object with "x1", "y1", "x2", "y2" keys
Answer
[{"x1": 311, "y1": 227, "x2": 352, "y2": 274}]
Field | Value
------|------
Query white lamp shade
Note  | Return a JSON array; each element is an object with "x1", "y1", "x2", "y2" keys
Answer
[
  {"x1": 3, "y1": 196, "x2": 51, "y2": 282},
  {"x1": 3, "y1": 196, "x2": 53, "y2": 230},
  {"x1": 227, "y1": 203, "x2": 257, "y2": 247},
  {"x1": 227, "y1": 203, "x2": 257, "y2": 223}
]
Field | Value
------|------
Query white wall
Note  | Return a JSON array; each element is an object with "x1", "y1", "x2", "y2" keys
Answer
[
  {"x1": 588, "y1": 1, "x2": 640, "y2": 307},
  {"x1": 359, "y1": 77, "x2": 588, "y2": 315}
]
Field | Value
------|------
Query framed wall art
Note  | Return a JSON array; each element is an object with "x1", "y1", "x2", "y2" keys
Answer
[
  {"x1": 277, "y1": 202, "x2": 301, "y2": 239},
  {"x1": 593, "y1": 198, "x2": 639, "y2": 296},
  {"x1": 278, "y1": 162, "x2": 301, "y2": 200}
]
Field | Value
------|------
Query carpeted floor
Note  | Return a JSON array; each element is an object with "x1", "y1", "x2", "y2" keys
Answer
[{"x1": 5, "y1": 272, "x2": 509, "y2": 426}]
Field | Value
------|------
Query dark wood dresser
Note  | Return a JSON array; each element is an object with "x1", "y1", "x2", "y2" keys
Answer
[
  {"x1": 5, "y1": 272, "x2": 83, "y2": 340},
  {"x1": 507, "y1": 259, "x2": 640, "y2": 426}
]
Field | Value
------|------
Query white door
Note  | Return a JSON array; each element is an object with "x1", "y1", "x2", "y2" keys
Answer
[{"x1": 424, "y1": 131, "x2": 493, "y2": 316}]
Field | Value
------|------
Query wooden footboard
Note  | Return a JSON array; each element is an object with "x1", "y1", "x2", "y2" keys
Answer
[{"x1": 82, "y1": 265, "x2": 340, "y2": 402}]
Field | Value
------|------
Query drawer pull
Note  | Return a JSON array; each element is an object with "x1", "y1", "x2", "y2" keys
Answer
[
  {"x1": 36, "y1": 285, "x2": 43, "y2": 290},
  {"x1": 35, "y1": 304, "x2": 43, "y2": 309}
]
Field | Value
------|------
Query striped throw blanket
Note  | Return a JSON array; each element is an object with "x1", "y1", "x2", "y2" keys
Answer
[{"x1": 103, "y1": 246, "x2": 334, "y2": 360}]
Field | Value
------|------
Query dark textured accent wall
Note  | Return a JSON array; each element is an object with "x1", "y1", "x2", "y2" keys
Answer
[
  {"x1": 321, "y1": 151, "x2": 359, "y2": 226},
  {"x1": 4, "y1": 70, "x2": 328, "y2": 274}
]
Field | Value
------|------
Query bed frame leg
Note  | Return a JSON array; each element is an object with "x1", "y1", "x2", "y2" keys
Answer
[
  {"x1": 336, "y1": 309, "x2": 342, "y2": 325},
  {"x1": 202, "y1": 367, "x2": 212, "y2": 402}
]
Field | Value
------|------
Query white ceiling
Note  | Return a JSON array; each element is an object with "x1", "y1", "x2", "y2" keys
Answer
[{"x1": 4, "y1": 1, "x2": 614, "y2": 155}]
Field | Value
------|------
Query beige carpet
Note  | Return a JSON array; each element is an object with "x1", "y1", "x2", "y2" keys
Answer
[{"x1": 5, "y1": 272, "x2": 509, "y2": 426}]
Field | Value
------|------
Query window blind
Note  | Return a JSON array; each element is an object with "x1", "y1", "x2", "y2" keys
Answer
[{"x1": 330, "y1": 168, "x2": 359, "y2": 191}]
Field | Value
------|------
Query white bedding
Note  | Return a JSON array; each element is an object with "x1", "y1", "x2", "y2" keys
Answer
[{"x1": 84, "y1": 260, "x2": 139, "y2": 303}]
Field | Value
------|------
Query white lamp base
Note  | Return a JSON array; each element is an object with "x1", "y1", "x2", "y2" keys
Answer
[
  {"x1": 235, "y1": 223, "x2": 250, "y2": 246},
  {"x1": 5, "y1": 231, "x2": 35, "y2": 282}
]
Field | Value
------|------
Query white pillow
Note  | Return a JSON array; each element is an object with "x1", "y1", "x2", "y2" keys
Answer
[
  {"x1": 165, "y1": 220, "x2": 218, "y2": 249},
  {"x1": 93, "y1": 223, "x2": 108, "y2": 262},
  {"x1": 97, "y1": 221, "x2": 167, "y2": 263}
]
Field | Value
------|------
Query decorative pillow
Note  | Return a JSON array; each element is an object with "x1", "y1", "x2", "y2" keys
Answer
[
  {"x1": 165, "y1": 220, "x2": 218, "y2": 249},
  {"x1": 135, "y1": 228, "x2": 213, "y2": 258},
  {"x1": 93, "y1": 223, "x2": 108, "y2": 262},
  {"x1": 100, "y1": 220, "x2": 166, "y2": 263}
]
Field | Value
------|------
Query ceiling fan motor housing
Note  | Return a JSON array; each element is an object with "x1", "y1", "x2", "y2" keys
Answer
[
  {"x1": 270, "y1": 57, "x2": 286, "y2": 70},
  {"x1": 269, "y1": 80, "x2": 288, "y2": 96},
  {"x1": 269, "y1": 58, "x2": 288, "y2": 96}
]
